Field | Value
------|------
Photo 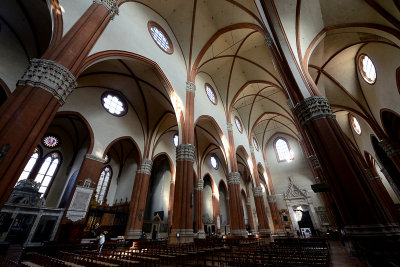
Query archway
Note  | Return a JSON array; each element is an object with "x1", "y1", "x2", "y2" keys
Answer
[
  {"x1": 143, "y1": 154, "x2": 172, "y2": 240},
  {"x1": 203, "y1": 175, "x2": 215, "y2": 236}
]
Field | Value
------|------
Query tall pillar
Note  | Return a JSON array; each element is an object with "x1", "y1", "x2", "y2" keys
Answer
[
  {"x1": 195, "y1": 179, "x2": 205, "y2": 238},
  {"x1": 253, "y1": 186, "x2": 270, "y2": 235},
  {"x1": 125, "y1": 159, "x2": 152, "y2": 239},
  {"x1": 0, "y1": 1, "x2": 119, "y2": 208},
  {"x1": 168, "y1": 179, "x2": 175, "y2": 231},
  {"x1": 227, "y1": 172, "x2": 247, "y2": 237},
  {"x1": 245, "y1": 200, "x2": 255, "y2": 233},
  {"x1": 56, "y1": 154, "x2": 105, "y2": 241},
  {"x1": 170, "y1": 144, "x2": 195, "y2": 243},
  {"x1": 249, "y1": 145, "x2": 270, "y2": 235},
  {"x1": 294, "y1": 96, "x2": 400, "y2": 249}
]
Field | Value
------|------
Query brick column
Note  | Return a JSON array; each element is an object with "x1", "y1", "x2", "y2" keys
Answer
[
  {"x1": 170, "y1": 144, "x2": 195, "y2": 243},
  {"x1": 125, "y1": 159, "x2": 152, "y2": 239},
  {"x1": 168, "y1": 179, "x2": 175, "y2": 231},
  {"x1": 56, "y1": 154, "x2": 105, "y2": 241},
  {"x1": 227, "y1": 172, "x2": 247, "y2": 237},
  {"x1": 294, "y1": 96, "x2": 400, "y2": 244},
  {"x1": 195, "y1": 179, "x2": 205, "y2": 238},
  {"x1": 0, "y1": 1, "x2": 119, "y2": 208},
  {"x1": 245, "y1": 200, "x2": 255, "y2": 232}
]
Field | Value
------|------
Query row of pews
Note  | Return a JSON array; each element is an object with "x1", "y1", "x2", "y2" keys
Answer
[{"x1": 7, "y1": 237, "x2": 330, "y2": 266}]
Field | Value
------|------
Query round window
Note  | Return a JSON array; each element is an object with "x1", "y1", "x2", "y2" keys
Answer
[
  {"x1": 173, "y1": 133, "x2": 179, "y2": 147},
  {"x1": 148, "y1": 21, "x2": 173, "y2": 54},
  {"x1": 205, "y1": 83, "x2": 217, "y2": 105},
  {"x1": 42, "y1": 135, "x2": 60, "y2": 148},
  {"x1": 235, "y1": 116, "x2": 243, "y2": 133},
  {"x1": 350, "y1": 115, "x2": 362, "y2": 135},
  {"x1": 102, "y1": 92, "x2": 127, "y2": 116},
  {"x1": 210, "y1": 154, "x2": 219, "y2": 169},
  {"x1": 358, "y1": 54, "x2": 376, "y2": 84}
]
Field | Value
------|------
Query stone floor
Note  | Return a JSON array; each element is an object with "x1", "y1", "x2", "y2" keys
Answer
[{"x1": 329, "y1": 241, "x2": 367, "y2": 267}]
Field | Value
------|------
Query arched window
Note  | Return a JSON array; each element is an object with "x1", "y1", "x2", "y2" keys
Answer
[
  {"x1": 95, "y1": 166, "x2": 112, "y2": 205},
  {"x1": 210, "y1": 154, "x2": 219, "y2": 169},
  {"x1": 358, "y1": 54, "x2": 376, "y2": 84},
  {"x1": 173, "y1": 133, "x2": 179, "y2": 147},
  {"x1": 17, "y1": 147, "x2": 41, "y2": 182},
  {"x1": 274, "y1": 137, "x2": 293, "y2": 162},
  {"x1": 34, "y1": 152, "x2": 61, "y2": 194}
]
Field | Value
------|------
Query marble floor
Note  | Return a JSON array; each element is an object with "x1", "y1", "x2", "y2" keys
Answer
[{"x1": 329, "y1": 241, "x2": 367, "y2": 267}]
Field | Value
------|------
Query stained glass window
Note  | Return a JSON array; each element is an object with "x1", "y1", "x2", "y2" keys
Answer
[
  {"x1": 205, "y1": 84, "x2": 217, "y2": 104},
  {"x1": 149, "y1": 21, "x2": 173, "y2": 54},
  {"x1": 102, "y1": 93, "x2": 127, "y2": 116},
  {"x1": 17, "y1": 147, "x2": 40, "y2": 182},
  {"x1": 253, "y1": 137, "x2": 259, "y2": 151},
  {"x1": 275, "y1": 138, "x2": 293, "y2": 162},
  {"x1": 235, "y1": 116, "x2": 243, "y2": 133},
  {"x1": 359, "y1": 54, "x2": 376, "y2": 84},
  {"x1": 350, "y1": 115, "x2": 362, "y2": 135},
  {"x1": 173, "y1": 133, "x2": 179, "y2": 147},
  {"x1": 34, "y1": 152, "x2": 60, "y2": 194},
  {"x1": 210, "y1": 154, "x2": 218, "y2": 169},
  {"x1": 95, "y1": 166, "x2": 112, "y2": 205},
  {"x1": 42, "y1": 135, "x2": 59, "y2": 148}
]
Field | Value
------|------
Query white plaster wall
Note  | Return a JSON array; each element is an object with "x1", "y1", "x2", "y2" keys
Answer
[
  {"x1": 113, "y1": 157, "x2": 137, "y2": 203},
  {"x1": 203, "y1": 179, "x2": 213, "y2": 220},
  {"x1": 89, "y1": 2, "x2": 187, "y2": 112},
  {"x1": 145, "y1": 158, "x2": 171, "y2": 222},
  {"x1": 218, "y1": 185, "x2": 229, "y2": 225},
  {"x1": 60, "y1": 87, "x2": 144, "y2": 159},
  {"x1": 58, "y1": 0, "x2": 92, "y2": 37},
  {"x1": 241, "y1": 192, "x2": 249, "y2": 224},
  {"x1": 201, "y1": 154, "x2": 227, "y2": 189},
  {"x1": 0, "y1": 22, "x2": 29, "y2": 91}
]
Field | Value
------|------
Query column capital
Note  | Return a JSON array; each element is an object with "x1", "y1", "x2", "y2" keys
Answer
[
  {"x1": 93, "y1": 0, "x2": 119, "y2": 20},
  {"x1": 294, "y1": 96, "x2": 335, "y2": 126},
  {"x1": 253, "y1": 186, "x2": 264, "y2": 197},
  {"x1": 249, "y1": 146, "x2": 255, "y2": 154},
  {"x1": 227, "y1": 122, "x2": 233, "y2": 132},
  {"x1": 246, "y1": 201, "x2": 251, "y2": 206},
  {"x1": 18, "y1": 58, "x2": 77, "y2": 105},
  {"x1": 195, "y1": 179, "x2": 204, "y2": 191},
  {"x1": 176, "y1": 144, "x2": 195, "y2": 162},
  {"x1": 267, "y1": 195, "x2": 277, "y2": 203},
  {"x1": 379, "y1": 139, "x2": 400, "y2": 158},
  {"x1": 137, "y1": 158, "x2": 153, "y2": 175},
  {"x1": 308, "y1": 155, "x2": 321, "y2": 170},
  {"x1": 85, "y1": 154, "x2": 106, "y2": 163},
  {"x1": 363, "y1": 169, "x2": 380, "y2": 181},
  {"x1": 264, "y1": 32, "x2": 273, "y2": 48},
  {"x1": 227, "y1": 172, "x2": 240, "y2": 185},
  {"x1": 287, "y1": 98, "x2": 294, "y2": 109},
  {"x1": 186, "y1": 81, "x2": 196, "y2": 94}
]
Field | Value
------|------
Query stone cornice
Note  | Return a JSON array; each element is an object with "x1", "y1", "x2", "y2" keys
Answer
[
  {"x1": 227, "y1": 172, "x2": 240, "y2": 185},
  {"x1": 176, "y1": 144, "x2": 195, "y2": 162},
  {"x1": 186, "y1": 81, "x2": 196, "y2": 94},
  {"x1": 227, "y1": 122, "x2": 233, "y2": 132},
  {"x1": 85, "y1": 154, "x2": 106, "y2": 163},
  {"x1": 267, "y1": 195, "x2": 277, "y2": 203},
  {"x1": 93, "y1": 0, "x2": 119, "y2": 20},
  {"x1": 264, "y1": 32, "x2": 273, "y2": 48},
  {"x1": 195, "y1": 179, "x2": 204, "y2": 191},
  {"x1": 308, "y1": 155, "x2": 321, "y2": 170},
  {"x1": 137, "y1": 158, "x2": 153, "y2": 175},
  {"x1": 294, "y1": 96, "x2": 335, "y2": 126},
  {"x1": 253, "y1": 186, "x2": 264, "y2": 197},
  {"x1": 18, "y1": 58, "x2": 77, "y2": 105}
]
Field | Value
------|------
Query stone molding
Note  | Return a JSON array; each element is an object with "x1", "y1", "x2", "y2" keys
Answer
[
  {"x1": 176, "y1": 144, "x2": 195, "y2": 162},
  {"x1": 249, "y1": 146, "x2": 254, "y2": 154},
  {"x1": 308, "y1": 155, "x2": 321, "y2": 170},
  {"x1": 227, "y1": 172, "x2": 240, "y2": 185},
  {"x1": 170, "y1": 180, "x2": 175, "y2": 185},
  {"x1": 93, "y1": 0, "x2": 119, "y2": 20},
  {"x1": 294, "y1": 96, "x2": 335, "y2": 126},
  {"x1": 264, "y1": 32, "x2": 273, "y2": 48},
  {"x1": 259, "y1": 229, "x2": 271, "y2": 235},
  {"x1": 344, "y1": 223, "x2": 400, "y2": 237},
  {"x1": 267, "y1": 195, "x2": 277, "y2": 203},
  {"x1": 137, "y1": 159, "x2": 153, "y2": 175},
  {"x1": 363, "y1": 169, "x2": 379, "y2": 181},
  {"x1": 246, "y1": 201, "x2": 251, "y2": 206},
  {"x1": 287, "y1": 98, "x2": 294, "y2": 109},
  {"x1": 186, "y1": 81, "x2": 196, "y2": 93},
  {"x1": 227, "y1": 122, "x2": 233, "y2": 132},
  {"x1": 196, "y1": 179, "x2": 204, "y2": 191},
  {"x1": 85, "y1": 154, "x2": 106, "y2": 163},
  {"x1": 379, "y1": 139, "x2": 400, "y2": 158},
  {"x1": 253, "y1": 186, "x2": 264, "y2": 197},
  {"x1": 231, "y1": 229, "x2": 248, "y2": 237},
  {"x1": 18, "y1": 58, "x2": 77, "y2": 105}
]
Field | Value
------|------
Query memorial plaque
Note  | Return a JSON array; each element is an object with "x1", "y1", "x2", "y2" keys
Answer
[{"x1": 66, "y1": 186, "x2": 93, "y2": 222}]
